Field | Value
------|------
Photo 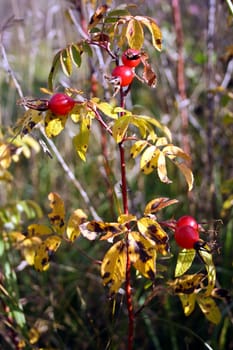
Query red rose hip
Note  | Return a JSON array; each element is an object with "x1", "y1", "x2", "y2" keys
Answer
[
  {"x1": 111, "y1": 65, "x2": 134, "y2": 87},
  {"x1": 176, "y1": 215, "x2": 199, "y2": 231},
  {"x1": 122, "y1": 49, "x2": 141, "y2": 68},
  {"x1": 174, "y1": 225, "x2": 200, "y2": 249},
  {"x1": 48, "y1": 93, "x2": 75, "y2": 115}
]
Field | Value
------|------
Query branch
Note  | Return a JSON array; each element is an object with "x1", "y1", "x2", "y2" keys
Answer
[
  {"x1": 0, "y1": 40, "x2": 101, "y2": 221},
  {"x1": 171, "y1": 0, "x2": 191, "y2": 158}
]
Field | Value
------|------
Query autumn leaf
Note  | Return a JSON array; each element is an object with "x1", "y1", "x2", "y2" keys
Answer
[
  {"x1": 144, "y1": 197, "x2": 178, "y2": 215},
  {"x1": 101, "y1": 240, "x2": 127, "y2": 294},
  {"x1": 197, "y1": 296, "x2": 221, "y2": 324},
  {"x1": 126, "y1": 19, "x2": 144, "y2": 49},
  {"x1": 48, "y1": 192, "x2": 65, "y2": 234},
  {"x1": 128, "y1": 231, "x2": 157, "y2": 279},
  {"x1": 34, "y1": 235, "x2": 62, "y2": 271},
  {"x1": 137, "y1": 217, "x2": 169, "y2": 255},
  {"x1": 44, "y1": 110, "x2": 68, "y2": 137},
  {"x1": 66, "y1": 209, "x2": 87, "y2": 242}
]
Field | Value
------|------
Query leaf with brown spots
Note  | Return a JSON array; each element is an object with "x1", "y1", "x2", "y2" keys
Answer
[
  {"x1": 48, "y1": 192, "x2": 65, "y2": 234},
  {"x1": 128, "y1": 231, "x2": 156, "y2": 279},
  {"x1": 44, "y1": 110, "x2": 68, "y2": 138},
  {"x1": 73, "y1": 116, "x2": 91, "y2": 161},
  {"x1": 79, "y1": 221, "x2": 126, "y2": 241},
  {"x1": 34, "y1": 235, "x2": 62, "y2": 271},
  {"x1": 137, "y1": 217, "x2": 169, "y2": 255},
  {"x1": 101, "y1": 240, "x2": 127, "y2": 294},
  {"x1": 168, "y1": 273, "x2": 205, "y2": 294},
  {"x1": 197, "y1": 296, "x2": 221, "y2": 324},
  {"x1": 66, "y1": 209, "x2": 87, "y2": 242},
  {"x1": 144, "y1": 197, "x2": 178, "y2": 215}
]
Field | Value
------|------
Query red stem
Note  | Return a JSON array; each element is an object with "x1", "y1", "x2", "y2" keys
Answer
[{"x1": 119, "y1": 89, "x2": 134, "y2": 350}]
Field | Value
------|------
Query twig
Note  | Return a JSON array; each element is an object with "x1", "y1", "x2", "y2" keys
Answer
[
  {"x1": 38, "y1": 126, "x2": 101, "y2": 221},
  {"x1": 1, "y1": 40, "x2": 101, "y2": 221}
]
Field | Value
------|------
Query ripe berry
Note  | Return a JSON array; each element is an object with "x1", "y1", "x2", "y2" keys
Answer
[
  {"x1": 174, "y1": 225, "x2": 200, "y2": 249},
  {"x1": 122, "y1": 49, "x2": 141, "y2": 68},
  {"x1": 111, "y1": 65, "x2": 134, "y2": 87},
  {"x1": 48, "y1": 93, "x2": 75, "y2": 115},
  {"x1": 176, "y1": 215, "x2": 199, "y2": 231}
]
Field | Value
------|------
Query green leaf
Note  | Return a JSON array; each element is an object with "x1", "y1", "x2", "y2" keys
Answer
[
  {"x1": 60, "y1": 48, "x2": 72, "y2": 76},
  {"x1": 126, "y1": 19, "x2": 144, "y2": 50},
  {"x1": 69, "y1": 44, "x2": 82, "y2": 67},
  {"x1": 48, "y1": 50, "x2": 61, "y2": 90},
  {"x1": 175, "y1": 249, "x2": 196, "y2": 277}
]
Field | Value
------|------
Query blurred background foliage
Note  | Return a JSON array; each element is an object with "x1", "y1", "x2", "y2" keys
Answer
[{"x1": 0, "y1": 0, "x2": 233, "y2": 349}]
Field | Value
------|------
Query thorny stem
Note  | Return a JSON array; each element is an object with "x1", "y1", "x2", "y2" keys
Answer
[{"x1": 119, "y1": 89, "x2": 134, "y2": 350}]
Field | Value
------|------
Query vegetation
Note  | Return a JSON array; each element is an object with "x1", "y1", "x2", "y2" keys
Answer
[{"x1": 0, "y1": 1, "x2": 233, "y2": 349}]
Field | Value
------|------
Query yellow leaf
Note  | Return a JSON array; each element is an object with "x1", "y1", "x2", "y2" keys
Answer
[
  {"x1": 168, "y1": 273, "x2": 205, "y2": 294},
  {"x1": 80, "y1": 221, "x2": 125, "y2": 241},
  {"x1": 140, "y1": 146, "x2": 158, "y2": 175},
  {"x1": 163, "y1": 145, "x2": 191, "y2": 161},
  {"x1": 126, "y1": 19, "x2": 144, "y2": 50},
  {"x1": 101, "y1": 240, "x2": 127, "y2": 294},
  {"x1": 112, "y1": 114, "x2": 132, "y2": 143},
  {"x1": 22, "y1": 237, "x2": 42, "y2": 265},
  {"x1": 73, "y1": 116, "x2": 91, "y2": 161},
  {"x1": 18, "y1": 109, "x2": 44, "y2": 136},
  {"x1": 175, "y1": 249, "x2": 196, "y2": 277},
  {"x1": 176, "y1": 162, "x2": 194, "y2": 191},
  {"x1": 48, "y1": 192, "x2": 65, "y2": 234},
  {"x1": 26, "y1": 224, "x2": 53, "y2": 237},
  {"x1": 197, "y1": 296, "x2": 221, "y2": 324},
  {"x1": 128, "y1": 231, "x2": 157, "y2": 279},
  {"x1": 137, "y1": 217, "x2": 169, "y2": 255},
  {"x1": 34, "y1": 235, "x2": 62, "y2": 271},
  {"x1": 29, "y1": 327, "x2": 40, "y2": 345},
  {"x1": 117, "y1": 213, "x2": 137, "y2": 225},
  {"x1": 93, "y1": 99, "x2": 125, "y2": 119},
  {"x1": 144, "y1": 197, "x2": 178, "y2": 215},
  {"x1": 45, "y1": 111, "x2": 68, "y2": 137},
  {"x1": 198, "y1": 247, "x2": 216, "y2": 295},
  {"x1": 179, "y1": 294, "x2": 196, "y2": 316},
  {"x1": 60, "y1": 48, "x2": 72, "y2": 76},
  {"x1": 136, "y1": 16, "x2": 162, "y2": 51},
  {"x1": 130, "y1": 140, "x2": 148, "y2": 159},
  {"x1": 157, "y1": 151, "x2": 172, "y2": 184},
  {"x1": 66, "y1": 209, "x2": 87, "y2": 242},
  {"x1": 0, "y1": 143, "x2": 13, "y2": 169}
]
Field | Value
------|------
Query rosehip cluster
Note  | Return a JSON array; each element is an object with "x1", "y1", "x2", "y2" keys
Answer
[
  {"x1": 174, "y1": 215, "x2": 200, "y2": 249},
  {"x1": 48, "y1": 93, "x2": 75, "y2": 116},
  {"x1": 111, "y1": 49, "x2": 141, "y2": 87}
]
